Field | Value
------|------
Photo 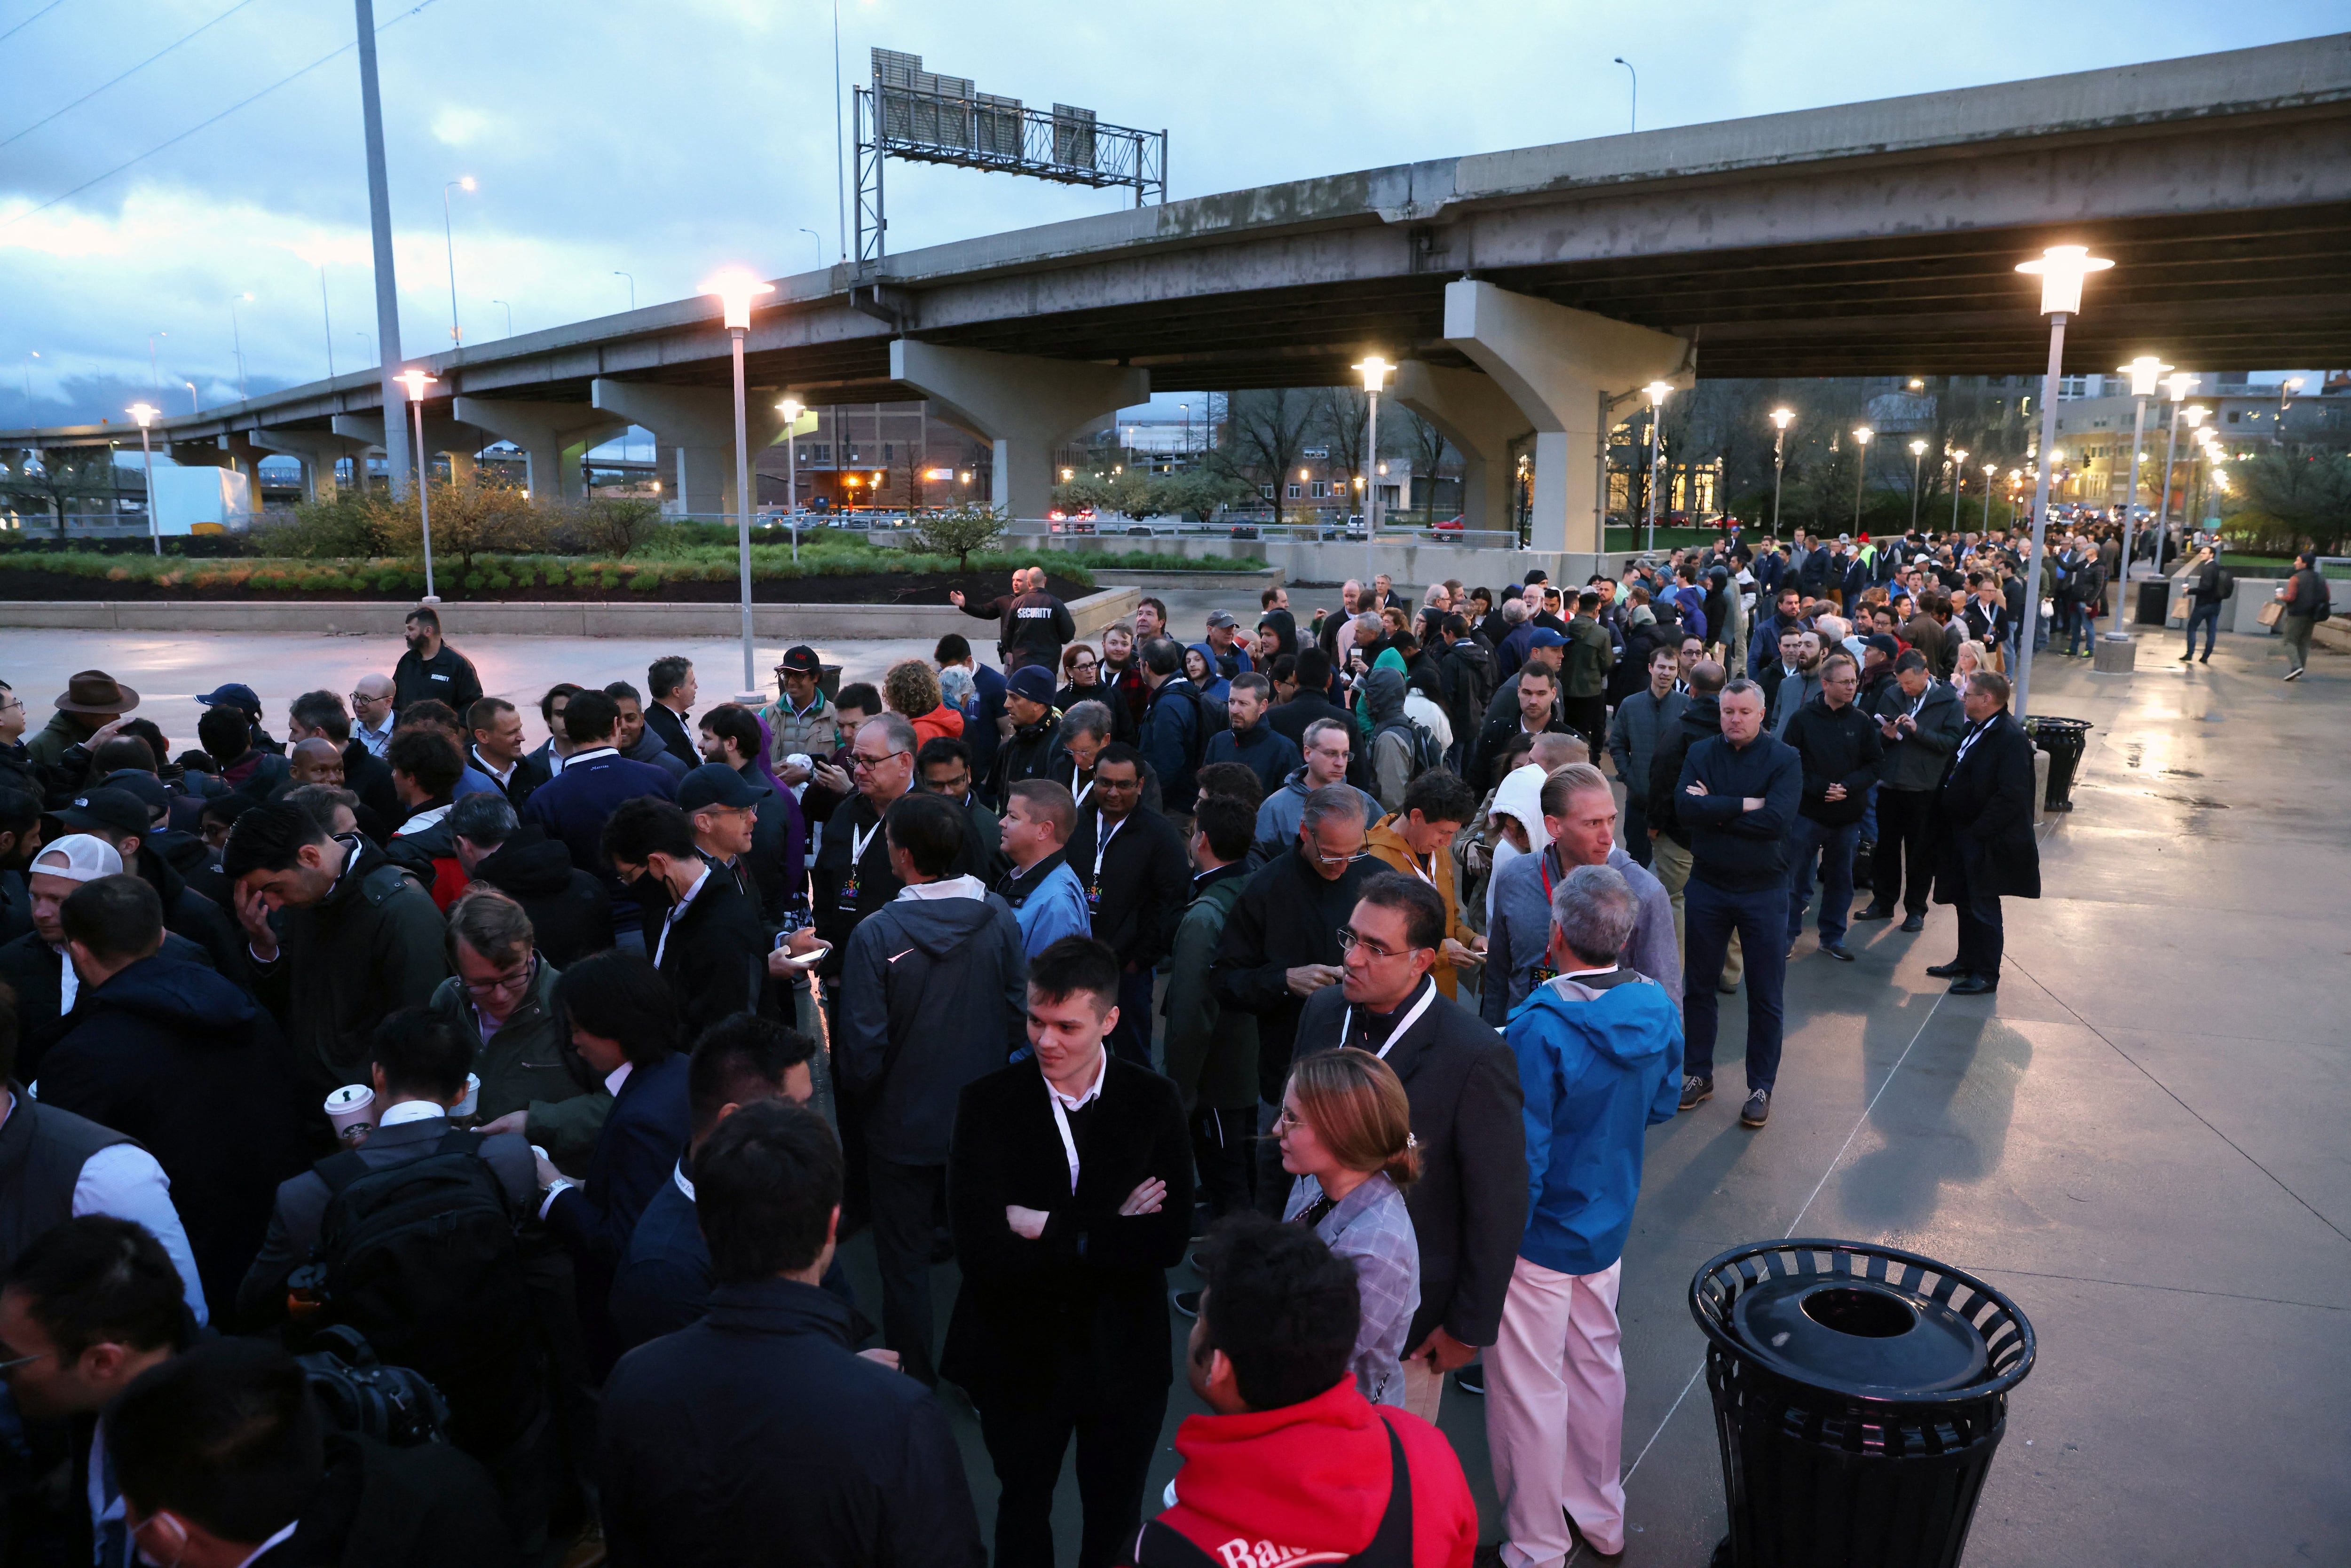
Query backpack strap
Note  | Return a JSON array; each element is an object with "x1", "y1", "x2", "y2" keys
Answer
[
  {"x1": 313, "y1": 1149, "x2": 373, "y2": 1196},
  {"x1": 1350, "y1": 1413, "x2": 1416, "y2": 1568}
]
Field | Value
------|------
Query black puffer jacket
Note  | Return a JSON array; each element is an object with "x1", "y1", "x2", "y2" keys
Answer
[
  {"x1": 469, "y1": 825, "x2": 613, "y2": 969},
  {"x1": 1781, "y1": 696, "x2": 1886, "y2": 828},
  {"x1": 1211, "y1": 847, "x2": 1377, "y2": 1102}
]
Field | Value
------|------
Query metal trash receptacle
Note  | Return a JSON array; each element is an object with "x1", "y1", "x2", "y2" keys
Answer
[
  {"x1": 1691, "y1": 1240, "x2": 2036, "y2": 1568},
  {"x1": 2134, "y1": 580, "x2": 2170, "y2": 627},
  {"x1": 2021, "y1": 716, "x2": 2092, "y2": 811},
  {"x1": 819, "y1": 662, "x2": 842, "y2": 703}
]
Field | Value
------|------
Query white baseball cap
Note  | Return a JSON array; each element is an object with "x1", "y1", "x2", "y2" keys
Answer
[{"x1": 31, "y1": 834, "x2": 124, "y2": 883}]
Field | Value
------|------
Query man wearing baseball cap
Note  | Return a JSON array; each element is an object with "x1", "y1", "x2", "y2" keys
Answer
[
  {"x1": 194, "y1": 683, "x2": 284, "y2": 756},
  {"x1": 759, "y1": 646, "x2": 846, "y2": 788},
  {"x1": 47, "y1": 788, "x2": 245, "y2": 987},
  {"x1": 677, "y1": 763, "x2": 768, "y2": 903},
  {"x1": 23, "y1": 671, "x2": 138, "y2": 804}
]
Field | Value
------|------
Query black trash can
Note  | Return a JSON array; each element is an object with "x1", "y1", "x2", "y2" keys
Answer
[
  {"x1": 818, "y1": 662, "x2": 842, "y2": 703},
  {"x1": 2022, "y1": 716, "x2": 2092, "y2": 812},
  {"x1": 2134, "y1": 580, "x2": 2170, "y2": 628},
  {"x1": 1690, "y1": 1239, "x2": 2035, "y2": 1568}
]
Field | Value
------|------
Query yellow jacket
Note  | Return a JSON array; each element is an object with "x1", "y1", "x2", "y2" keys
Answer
[{"x1": 1365, "y1": 812, "x2": 1470, "y2": 1000}]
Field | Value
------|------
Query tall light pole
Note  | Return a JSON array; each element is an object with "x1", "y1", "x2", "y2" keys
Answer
[
  {"x1": 1908, "y1": 437, "x2": 1928, "y2": 530},
  {"x1": 1643, "y1": 380, "x2": 1672, "y2": 554},
  {"x1": 229, "y1": 293, "x2": 252, "y2": 402},
  {"x1": 1949, "y1": 449, "x2": 1968, "y2": 533},
  {"x1": 311, "y1": 260, "x2": 336, "y2": 381},
  {"x1": 1850, "y1": 425, "x2": 1873, "y2": 532},
  {"x1": 491, "y1": 299, "x2": 512, "y2": 338},
  {"x1": 20, "y1": 351, "x2": 36, "y2": 423},
  {"x1": 614, "y1": 272, "x2": 635, "y2": 311},
  {"x1": 705, "y1": 268, "x2": 776, "y2": 701},
  {"x1": 776, "y1": 396, "x2": 806, "y2": 560},
  {"x1": 2011, "y1": 243, "x2": 2114, "y2": 722},
  {"x1": 354, "y1": 0, "x2": 411, "y2": 498},
  {"x1": 2183, "y1": 405, "x2": 2211, "y2": 533},
  {"x1": 1611, "y1": 57, "x2": 1636, "y2": 133},
  {"x1": 2114, "y1": 355, "x2": 2168, "y2": 626},
  {"x1": 127, "y1": 403, "x2": 161, "y2": 555},
  {"x1": 442, "y1": 176, "x2": 475, "y2": 357},
  {"x1": 394, "y1": 369, "x2": 440, "y2": 601},
  {"x1": 1768, "y1": 406, "x2": 1793, "y2": 535},
  {"x1": 1356, "y1": 356, "x2": 1392, "y2": 583},
  {"x1": 184, "y1": 381, "x2": 199, "y2": 416},
  {"x1": 2149, "y1": 371, "x2": 2195, "y2": 561},
  {"x1": 1983, "y1": 456, "x2": 1999, "y2": 531},
  {"x1": 147, "y1": 333, "x2": 166, "y2": 392}
]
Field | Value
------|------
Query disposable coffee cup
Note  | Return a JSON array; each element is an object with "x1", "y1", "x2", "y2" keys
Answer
[
  {"x1": 325, "y1": 1084, "x2": 375, "y2": 1144},
  {"x1": 452, "y1": 1073, "x2": 480, "y2": 1119}
]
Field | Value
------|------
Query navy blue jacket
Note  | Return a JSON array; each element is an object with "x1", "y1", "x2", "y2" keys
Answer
[
  {"x1": 599, "y1": 1278, "x2": 984, "y2": 1568},
  {"x1": 963, "y1": 662, "x2": 1006, "y2": 798},
  {"x1": 1674, "y1": 731, "x2": 1803, "y2": 892},
  {"x1": 607, "y1": 1164, "x2": 867, "y2": 1354},
  {"x1": 1201, "y1": 720, "x2": 1302, "y2": 797},
  {"x1": 548, "y1": 1051, "x2": 691, "y2": 1368},
  {"x1": 521, "y1": 748, "x2": 678, "y2": 933},
  {"x1": 1141, "y1": 676, "x2": 1209, "y2": 812}
]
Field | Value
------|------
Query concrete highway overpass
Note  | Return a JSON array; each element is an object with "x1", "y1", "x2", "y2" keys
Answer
[{"x1": 8, "y1": 33, "x2": 2347, "y2": 551}]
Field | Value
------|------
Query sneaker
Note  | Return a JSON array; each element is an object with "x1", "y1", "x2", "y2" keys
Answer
[
  {"x1": 1679, "y1": 1075, "x2": 1714, "y2": 1112},
  {"x1": 1741, "y1": 1090, "x2": 1771, "y2": 1127},
  {"x1": 1820, "y1": 942, "x2": 1856, "y2": 962},
  {"x1": 2284, "y1": 668, "x2": 2304, "y2": 681},
  {"x1": 1454, "y1": 1363, "x2": 1484, "y2": 1396},
  {"x1": 1853, "y1": 904, "x2": 1896, "y2": 922},
  {"x1": 1172, "y1": 1289, "x2": 1201, "y2": 1318}
]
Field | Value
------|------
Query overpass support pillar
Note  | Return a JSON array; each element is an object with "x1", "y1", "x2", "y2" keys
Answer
[
  {"x1": 889, "y1": 339, "x2": 1148, "y2": 523},
  {"x1": 1442, "y1": 280, "x2": 1692, "y2": 553},
  {"x1": 1392, "y1": 362, "x2": 1533, "y2": 538},
  {"x1": 454, "y1": 398, "x2": 627, "y2": 505},
  {"x1": 251, "y1": 429, "x2": 371, "y2": 501},
  {"x1": 592, "y1": 381, "x2": 787, "y2": 518},
  {"x1": 332, "y1": 415, "x2": 486, "y2": 488}
]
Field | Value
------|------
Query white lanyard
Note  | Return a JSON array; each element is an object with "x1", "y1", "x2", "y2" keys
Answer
[
  {"x1": 1406, "y1": 851, "x2": 1438, "y2": 890},
  {"x1": 849, "y1": 817, "x2": 882, "y2": 872},
  {"x1": 1071, "y1": 765, "x2": 1094, "y2": 813},
  {"x1": 1091, "y1": 813, "x2": 1126, "y2": 883},
  {"x1": 1342, "y1": 980, "x2": 1438, "y2": 1060}
]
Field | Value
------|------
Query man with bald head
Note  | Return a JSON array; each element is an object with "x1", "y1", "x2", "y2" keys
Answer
[
  {"x1": 285, "y1": 738, "x2": 344, "y2": 791},
  {"x1": 350, "y1": 674, "x2": 396, "y2": 760}
]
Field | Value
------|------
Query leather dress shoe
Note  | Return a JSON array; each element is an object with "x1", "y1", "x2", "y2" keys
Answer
[
  {"x1": 1949, "y1": 975, "x2": 1999, "y2": 995},
  {"x1": 1899, "y1": 914, "x2": 1925, "y2": 933},
  {"x1": 1925, "y1": 960, "x2": 1969, "y2": 978}
]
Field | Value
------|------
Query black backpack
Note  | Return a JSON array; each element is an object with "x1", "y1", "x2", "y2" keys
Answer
[
  {"x1": 296, "y1": 1324, "x2": 450, "y2": 1448},
  {"x1": 292, "y1": 1132, "x2": 542, "y2": 1454},
  {"x1": 1375, "y1": 716, "x2": 1443, "y2": 780}
]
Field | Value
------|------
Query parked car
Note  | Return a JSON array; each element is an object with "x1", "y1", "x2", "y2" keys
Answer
[{"x1": 1432, "y1": 514, "x2": 1465, "y2": 533}]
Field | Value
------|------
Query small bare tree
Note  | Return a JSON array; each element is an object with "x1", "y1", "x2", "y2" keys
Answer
[{"x1": 1218, "y1": 389, "x2": 1318, "y2": 526}]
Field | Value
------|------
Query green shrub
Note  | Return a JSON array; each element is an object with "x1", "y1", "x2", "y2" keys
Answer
[
  {"x1": 598, "y1": 569, "x2": 620, "y2": 590},
  {"x1": 462, "y1": 570, "x2": 488, "y2": 592}
]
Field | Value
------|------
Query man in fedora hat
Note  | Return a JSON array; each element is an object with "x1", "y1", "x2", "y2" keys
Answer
[{"x1": 24, "y1": 672, "x2": 138, "y2": 804}]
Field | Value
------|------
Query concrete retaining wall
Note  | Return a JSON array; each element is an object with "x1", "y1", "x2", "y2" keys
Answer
[{"x1": 0, "y1": 586, "x2": 1141, "y2": 642}]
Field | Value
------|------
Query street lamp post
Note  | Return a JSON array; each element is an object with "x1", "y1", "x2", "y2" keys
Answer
[
  {"x1": 705, "y1": 269, "x2": 777, "y2": 702},
  {"x1": 394, "y1": 369, "x2": 440, "y2": 600},
  {"x1": 1983, "y1": 457, "x2": 2000, "y2": 530},
  {"x1": 2011, "y1": 243, "x2": 2114, "y2": 722},
  {"x1": 183, "y1": 382, "x2": 199, "y2": 416},
  {"x1": 1642, "y1": 380, "x2": 1672, "y2": 554},
  {"x1": 1850, "y1": 425, "x2": 1874, "y2": 532},
  {"x1": 776, "y1": 396, "x2": 806, "y2": 561},
  {"x1": 491, "y1": 299, "x2": 512, "y2": 339},
  {"x1": 229, "y1": 293, "x2": 252, "y2": 402},
  {"x1": 311, "y1": 262, "x2": 336, "y2": 381},
  {"x1": 1356, "y1": 356, "x2": 1393, "y2": 583},
  {"x1": 1769, "y1": 407, "x2": 1793, "y2": 535},
  {"x1": 442, "y1": 177, "x2": 475, "y2": 356},
  {"x1": 613, "y1": 272, "x2": 634, "y2": 311},
  {"x1": 1612, "y1": 57, "x2": 1636, "y2": 133},
  {"x1": 1949, "y1": 449, "x2": 1968, "y2": 533},
  {"x1": 1908, "y1": 437, "x2": 1928, "y2": 530},
  {"x1": 2182, "y1": 406, "x2": 2211, "y2": 535},
  {"x1": 2149, "y1": 371, "x2": 2195, "y2": 563},
  {"x1": 147, "y1": 333, "x2": 166, "y2": 393},
  {"x1": 127, "y1": 403, "x2": 160, "y2": 555},
  {"x1": 2114, "y1": 355, "x2": 2169, "y2": 630}
]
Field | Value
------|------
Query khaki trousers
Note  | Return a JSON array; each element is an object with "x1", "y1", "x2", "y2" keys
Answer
[
  {"x1": 1487, "y1": 1256, "x2": 1628, "y2": 1563},
  {"x1": 1650, "y1": 834, "x2": 1742, "y2": 986}
]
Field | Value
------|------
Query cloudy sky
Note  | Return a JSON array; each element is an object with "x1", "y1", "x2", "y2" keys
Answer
[{"x1": 2, "y1": 0, "x2": 2336, "y2": 440}]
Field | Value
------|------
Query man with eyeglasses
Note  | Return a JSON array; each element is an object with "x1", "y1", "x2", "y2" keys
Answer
[
  {"x1": 1254, "y1": 717, "x2": 1381, "y2": 859},
  {"x1": 0, "y1": 679, "x2": 34, "y2": 798},
  {"x1": 1062, "y1": 744, "x2": 1188, "y2": 1069},
  {"x1": 350, "y1": 673, "x2": 397, "y2": 760},
  {"x1": 1286, "y1": 872, "x2": 1527, "y2": 1424}
]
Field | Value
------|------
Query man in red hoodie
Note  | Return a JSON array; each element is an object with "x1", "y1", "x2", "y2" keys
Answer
[{"x1": 1136, "y1": 1214, "x2": 1478, "y2": 1568}]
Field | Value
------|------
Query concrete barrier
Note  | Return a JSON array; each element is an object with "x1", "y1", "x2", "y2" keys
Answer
[{"x1": 0, "y1": 585, "x2": 1141, "y2": 642}]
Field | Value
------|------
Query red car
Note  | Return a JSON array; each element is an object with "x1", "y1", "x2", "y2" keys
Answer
[{"x1": 1432, "y1": 514, "x2": 1465, "y2": 532}]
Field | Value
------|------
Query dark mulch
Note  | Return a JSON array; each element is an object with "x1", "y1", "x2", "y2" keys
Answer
[{"x1": 0, "y1": 567, "x2": 1095, "y2": 606}]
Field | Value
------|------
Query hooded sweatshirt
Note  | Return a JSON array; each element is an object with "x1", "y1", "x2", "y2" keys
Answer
[
  {"x1": 835, "y1": 882, "x2": 1028, "y2": 1165},
  {"x1": 1505, "y1": 969, "x2": 1683, "y2": 1276},
  {"x1": 1360, "y1": 666, "x2": 1416, "y2": 813},
  {"x1": 1150, "y1": 1380, "x2": 1477, "y2": 1568}
]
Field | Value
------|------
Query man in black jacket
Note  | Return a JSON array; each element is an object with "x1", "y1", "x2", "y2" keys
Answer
[
  {"x1": 1779, "y1": 653, "x2": 1884, "y2": 962},
  {"x1": 465, "y1": 697, "x2": 550, "y2": 811},
  {"x1": 1925, "y1": 672, "x2": 2040, "y2": 995},
  {"x1": 285, "y1": 688, "x2": 400, "y2": 829},
  {"x1": 1264, "y1": 647, "x2": 1350, "y2": 754},
  {"x1": 450, "y1": 792, "x2": 613, "y2": 969},
  {"x1": 943, "y1": 936, "x2": 1190, "y2": 1568},
  {"x1": 601, "y1": 1101, "x2": 982, "y2": 1567},
  {"x1": 1138, "y1": 638, "x2": 1210, "y2": 816},
  {"x1": 391, "y1": 605, "x2": 483, "y2": 715},
  {"x1": 603, "y1": 798, "x2": 766, "y2": 1040},
  {"x1": 1212, "y1": 787, "x2": 1376, "y2": 1210},
  {"x1": 836, "y1": 791, "x2": 1027, "y2": 1388},
  {"x1": 641, "y1": 655, "x2": 702, "y2": 769},
  {"x1": 1673, "y1": 678, "x2": 1801, "y2": 1130},
  {"x1": 1200, "y1": 672, "x2": 1300, "y2": 797},
  {"x1": 1859, "y1": 653, "x2": 1965, "y2": 931},
  {"x1": 1063, "y1": 745, "x2": 1189, "y2": 1068},
  {"x1": 993, "y1": 664, "x2": 1065, "y2": 797},
  {"x1": 38, "y1": 875, "x2": 308, "y2": 1314},
  {"x1": 1294, "y1": 874, "x2": 1527, "y2": 1424}
]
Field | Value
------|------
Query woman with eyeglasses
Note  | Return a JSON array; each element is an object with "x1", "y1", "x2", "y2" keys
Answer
[
  {"x1": 1274, "y1": 1046, "x2": 1422, "y2": 1404},
  {"x1": 1055, "y1": 643, "x2": 1137, "y2": 744}
]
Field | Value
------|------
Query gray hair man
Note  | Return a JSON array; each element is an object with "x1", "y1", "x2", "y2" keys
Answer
[{"x1": 1254, "y1": 717, "x2": 1381, "y2": 853}]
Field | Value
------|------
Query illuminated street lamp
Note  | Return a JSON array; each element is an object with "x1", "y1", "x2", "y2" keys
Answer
[
  {"x1": 703, "y1": 268, "x2": 776, "y2": 701},
  {"x1": 2114, "y1": 355, "x2": 2170, "y2": 610},
  {"x1": 126, "y1": 403, "x2": 161, "y2": 555},
  {"x1": 1949, "y1": 449, "x2": 1969, "y2": 532},
  {"x1": 1355, "y1": 356, "x2": 1393, "y2": 580},
  {"x1": 775, "y1": 395, "x2": 806, "y2": 560},
  {"x1": 1850, "y1": 425, "x2": 1874, "y2": 532},
  {"x1": 2151, "y1": 370, "x2": 2196, "y2": 549},
  {"x1": 394, "y1": 369, "x2": 440, "y2": 600},
  {"x1": 2010, "y1": 243, "x2": 2114, "y2": 721},
  {"x1": 1908, "y1": 437, "x2": 1929, "y2": 529},
  {"x1": 1643, "y1": 380, "x2": 1673, "y2": 553},
  {"x1": 1768, "y1": 407, "x2": 1793, "y2": 535}
]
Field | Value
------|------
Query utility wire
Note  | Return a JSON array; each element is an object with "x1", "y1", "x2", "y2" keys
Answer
[
  {"x1": 0, "y1": 0, "x2": 71, "y2": 48},
  {"x1": 0, "y1": 0, "x2": 442, "y2": 232},
  {"x1": 2, "y1": 0, "x2": 263, "y2": 150}
]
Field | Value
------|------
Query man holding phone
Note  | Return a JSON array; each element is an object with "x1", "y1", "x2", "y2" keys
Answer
[{"x1": 1859, "y1": 651, "x2": 1964, "y2": 932}]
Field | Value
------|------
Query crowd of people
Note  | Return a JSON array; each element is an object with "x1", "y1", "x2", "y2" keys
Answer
[{"x1": 0, "y1": 535, "x2": 2066, "y2": 1565}]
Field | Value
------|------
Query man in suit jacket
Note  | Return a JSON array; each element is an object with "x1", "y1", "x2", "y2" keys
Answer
[
  {"x1": 600, "y1": 798, "x2": 767, "y2": 1040},
  {"x1": 943, "y1": 936, "x2": 1191, "y2": 1568},
  {"x1": 521, "y1": 690, "x2": 678, "y2": 948},
  {"x1": 465, "y1": 697, "x2": 550, "y2": 812},
  {"x1": 1293, "y1": 874, "x2": 1528, "y2": 1425},
  {"x1": 1060, "y1": 744, "x2": 1189, "y2": 1068},
  {"x1": 1925, "y1": 671, "x2": 2040, "y2": 996},
  {"x1": 640, "y1": 656, "x2": 702, "y2": 770}
]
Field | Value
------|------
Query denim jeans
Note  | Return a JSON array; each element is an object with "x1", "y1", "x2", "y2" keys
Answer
[
  {"x1": 1682, "y1": 875, "x2": 1787, "y2": 1092},
  {"x1": 2067, "y1": 603, "x2": 2099, "y2": 654},
  {"x1": 2183, "y1": 599, "x2": 2221, "y2": 658},
  {"x1": 1785, "y1": 816, "x2": 1862, "y2": 946}
]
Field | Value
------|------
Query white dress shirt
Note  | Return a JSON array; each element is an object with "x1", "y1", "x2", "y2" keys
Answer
[{"x1": 1, "y1": 1092, "x2": 209, "y2": 1325}]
